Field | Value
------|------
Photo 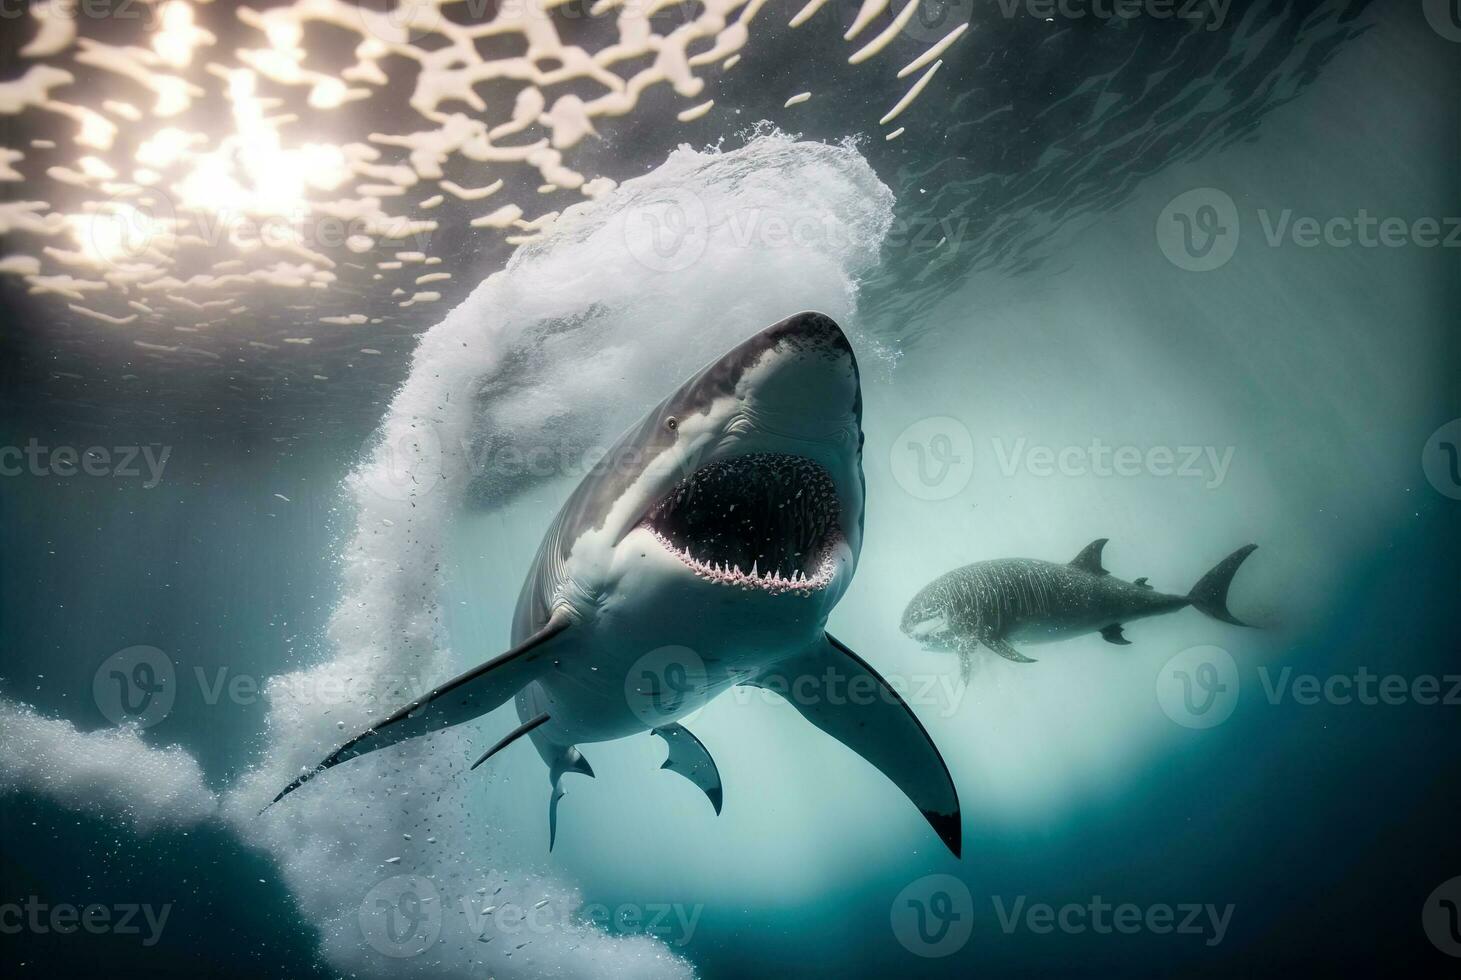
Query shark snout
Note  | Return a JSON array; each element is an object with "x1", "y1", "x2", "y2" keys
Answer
[{"x1": 734, "y1": 311, "x2": 861, "y2": 427}]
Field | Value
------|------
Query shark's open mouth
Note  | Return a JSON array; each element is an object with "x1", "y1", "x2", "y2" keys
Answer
[{"x1": 641, "y1": 452, "x2": 842, "y2": 595}]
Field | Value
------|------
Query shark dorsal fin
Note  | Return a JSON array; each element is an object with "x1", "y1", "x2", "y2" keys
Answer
[
  {"x1": 1070, "y1": 538, "x2": 1110, "y2": 576},
  {"x1": 1134, "y1": 576, "x2": 1152, "y2": 589}
]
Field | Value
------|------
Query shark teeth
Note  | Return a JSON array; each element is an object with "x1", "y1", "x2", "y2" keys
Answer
[{"x1": 645, "y1": 527, "x2": 838, "y2": 596}]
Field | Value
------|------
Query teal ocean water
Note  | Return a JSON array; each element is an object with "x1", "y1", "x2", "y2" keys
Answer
[{"x1": 1, "y1": 1, "x2": 1457, "y2": 977}]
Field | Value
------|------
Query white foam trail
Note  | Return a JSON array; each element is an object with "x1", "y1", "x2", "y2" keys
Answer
[
  {"x1": 216, "y1": 131, "x2": 892, "y2": 976},
  {"x1": 0, "y1": 700, "x2": 218, "y2": 831},
  {"x1": 0, "y1": 132, "x2": 891, "y2": 978}
]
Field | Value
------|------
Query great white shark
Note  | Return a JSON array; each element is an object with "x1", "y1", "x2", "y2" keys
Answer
[
  {"x1": 901, "y1": 539, "x2": 1257, "y2": 678},
  {"x1": 271, "y1": 312, "x2": 962, "y2": 856}
]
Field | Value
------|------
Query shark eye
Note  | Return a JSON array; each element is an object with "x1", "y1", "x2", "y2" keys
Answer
[{"x1": 664, "y1": 416, "x2": 679, "y2": 431}]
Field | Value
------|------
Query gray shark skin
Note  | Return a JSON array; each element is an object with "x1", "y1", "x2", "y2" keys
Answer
[
  {"x1": 271, "y1": 312, "x2": 962, "y2": 857},
  {"x1": 901, "y1": 538, "x2": 1257, "y2": 677}
]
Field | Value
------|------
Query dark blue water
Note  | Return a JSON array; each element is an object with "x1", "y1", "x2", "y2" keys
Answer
[{"x1": 2, "y1": 1, "x2": 1458, "y2": 977}]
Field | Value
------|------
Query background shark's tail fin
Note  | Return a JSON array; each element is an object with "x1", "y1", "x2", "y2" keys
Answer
[{"x1": 1188, "y1": 545, "x2": 1258, "y2": 626}]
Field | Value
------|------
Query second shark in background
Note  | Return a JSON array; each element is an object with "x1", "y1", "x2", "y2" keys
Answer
[{"x1": 901, "y1": 539, "x2": 1258, "y2": 678}]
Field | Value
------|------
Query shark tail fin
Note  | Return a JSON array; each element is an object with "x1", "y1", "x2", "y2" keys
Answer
[{"x1": 1188, "y1": 545, "x2": 1257, "y2": 626}]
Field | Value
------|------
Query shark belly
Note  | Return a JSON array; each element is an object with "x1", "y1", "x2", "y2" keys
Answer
[
  {"x1": 531, "y1": 527, "x2": 829, "y2": 747},
  {"x1": 1005, "y1": 613, "x2": 1116, "y2": 642}
]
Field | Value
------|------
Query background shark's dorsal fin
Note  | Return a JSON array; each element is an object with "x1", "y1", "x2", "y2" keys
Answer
[{"x1": 1070, "y1": 538, "x2": 1110, "y2": 576}]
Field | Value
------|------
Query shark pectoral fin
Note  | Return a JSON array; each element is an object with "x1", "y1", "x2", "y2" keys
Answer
[
  {"x1": 546, "y1": 745, "x2": 593, "y2": 852},
  {"x1": 268, "y1": 612, "x2": 574, "y2": 806},
  {"x1": 653, "y1": 723, "x2": 723, "y2": 815},
  {"x1": 1099, "y1": 624, "x2": 1131, "y2": 646},
  {"x1": 757, "y1": 633, "x2": 962, "y2": 858},
  {"x1": 956, "y1": 646, "x2": 973, "y2": 685},
  {"x1": 549, "y1": 784, "x2": 566, "y2": 851},
  {"x1": 1069, "y1": 538, "x2": 1110, "y2": 576},
  {"x1": 984, "y1": 637, "x2": 1037, "y2": 664},
  {"x1": 471, "y1": 712, "x2": 552, "y2": 770}
]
